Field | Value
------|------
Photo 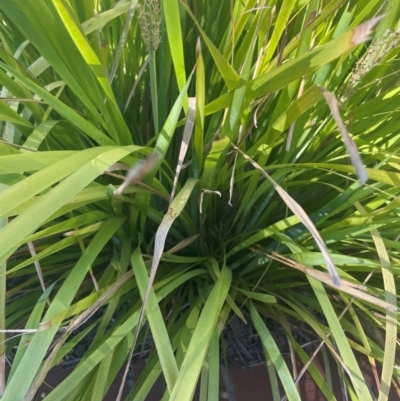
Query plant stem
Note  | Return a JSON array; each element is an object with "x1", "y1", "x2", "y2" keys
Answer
[{"x1": 149, "y1": 48, "x2": 159, "y2": 134}]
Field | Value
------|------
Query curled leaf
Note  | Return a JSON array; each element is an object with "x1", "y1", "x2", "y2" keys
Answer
[{"x1": 199, "y1": 189, "x2": 221, "y2": 214}]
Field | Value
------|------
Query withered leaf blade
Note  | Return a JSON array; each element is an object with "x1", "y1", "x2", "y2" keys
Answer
[
  {"x1": 318, "y1": 86, "x2": 368, "y2": 185},
  {"x1": 113, "y1": 152, "x2": 160, "y2": 197},
  {"x1": 351, "y1": 15, "x2": 385, "y2": 45},
  {"x1": 170, "y1": 97, "x2": 196, "y2": 204},
  {"x1": 233, "y1": 144, "x2": 341, "y2": 287}
]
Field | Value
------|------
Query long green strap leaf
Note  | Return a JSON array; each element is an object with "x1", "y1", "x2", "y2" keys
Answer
[
  {"x1": 250, "y1": 302, "x2": 301, "y2": 401},
  {"x1": 0, "y1": 62, "x2": 116, "y2": 146},
  {"x1": 131, "y1": 247, "x2": 179, "y2": 393},
  {"x1": 132, "y1": 178, "x2": 198, "y2": 359},
  {"x1": 52, "y1": 0, "x2": 117, "y2": 106},
  {"x1": 43, "y1": 267, "x2": 201, "y2": 401},
  {"x1": 2, "y1": 217, "x2": 124, "y2": 401},
  {"x1": 163, "y1": 0, "x2": 186, "y2": 96},
  {"x1": 248, "y1": 17, "x2": 383, "y2": 100},
  {"x1": 355, "y1": 203, "x2": 397, "y2": 401},
  {"x1": 0, "y1": 148, "x2": 115, "y2": 216},
  {"x1": 179, "y1": 1, "x2": 240, "y2": 90},
  {"x1": 170, "y1": 265, "x2": 231, "y2": 401},
  {"x1": 0, "y1": 151, "x2": 75, "y2": 174},
  {"x1": 0, "y1": 146, "x2": 138, "y2": 264},
  {"x1": 307, "y1": 277, "x2": 373, "y2": 401}
]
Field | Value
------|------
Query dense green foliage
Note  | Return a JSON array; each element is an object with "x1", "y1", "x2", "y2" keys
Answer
[{"x1": 0, "y1": 0, "x2": 399, "y2": 400}]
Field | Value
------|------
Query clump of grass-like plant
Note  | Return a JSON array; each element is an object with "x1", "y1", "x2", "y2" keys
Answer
[{"x1": 0, "y1": 1, "x2": 399, "y2": 400}]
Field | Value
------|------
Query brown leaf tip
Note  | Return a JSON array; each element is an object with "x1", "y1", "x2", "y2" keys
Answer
[
  {"x1": 196, "y1": 37, "x2": 202, "y2": 57},
  {"x1": 351, "y1": 15, "x2": 385, "y2": 45}
]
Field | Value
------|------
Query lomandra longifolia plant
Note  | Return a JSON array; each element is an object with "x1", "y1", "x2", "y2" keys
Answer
[{"x1": 0, "y1": 1, "x2": 399, "y2": 400}]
